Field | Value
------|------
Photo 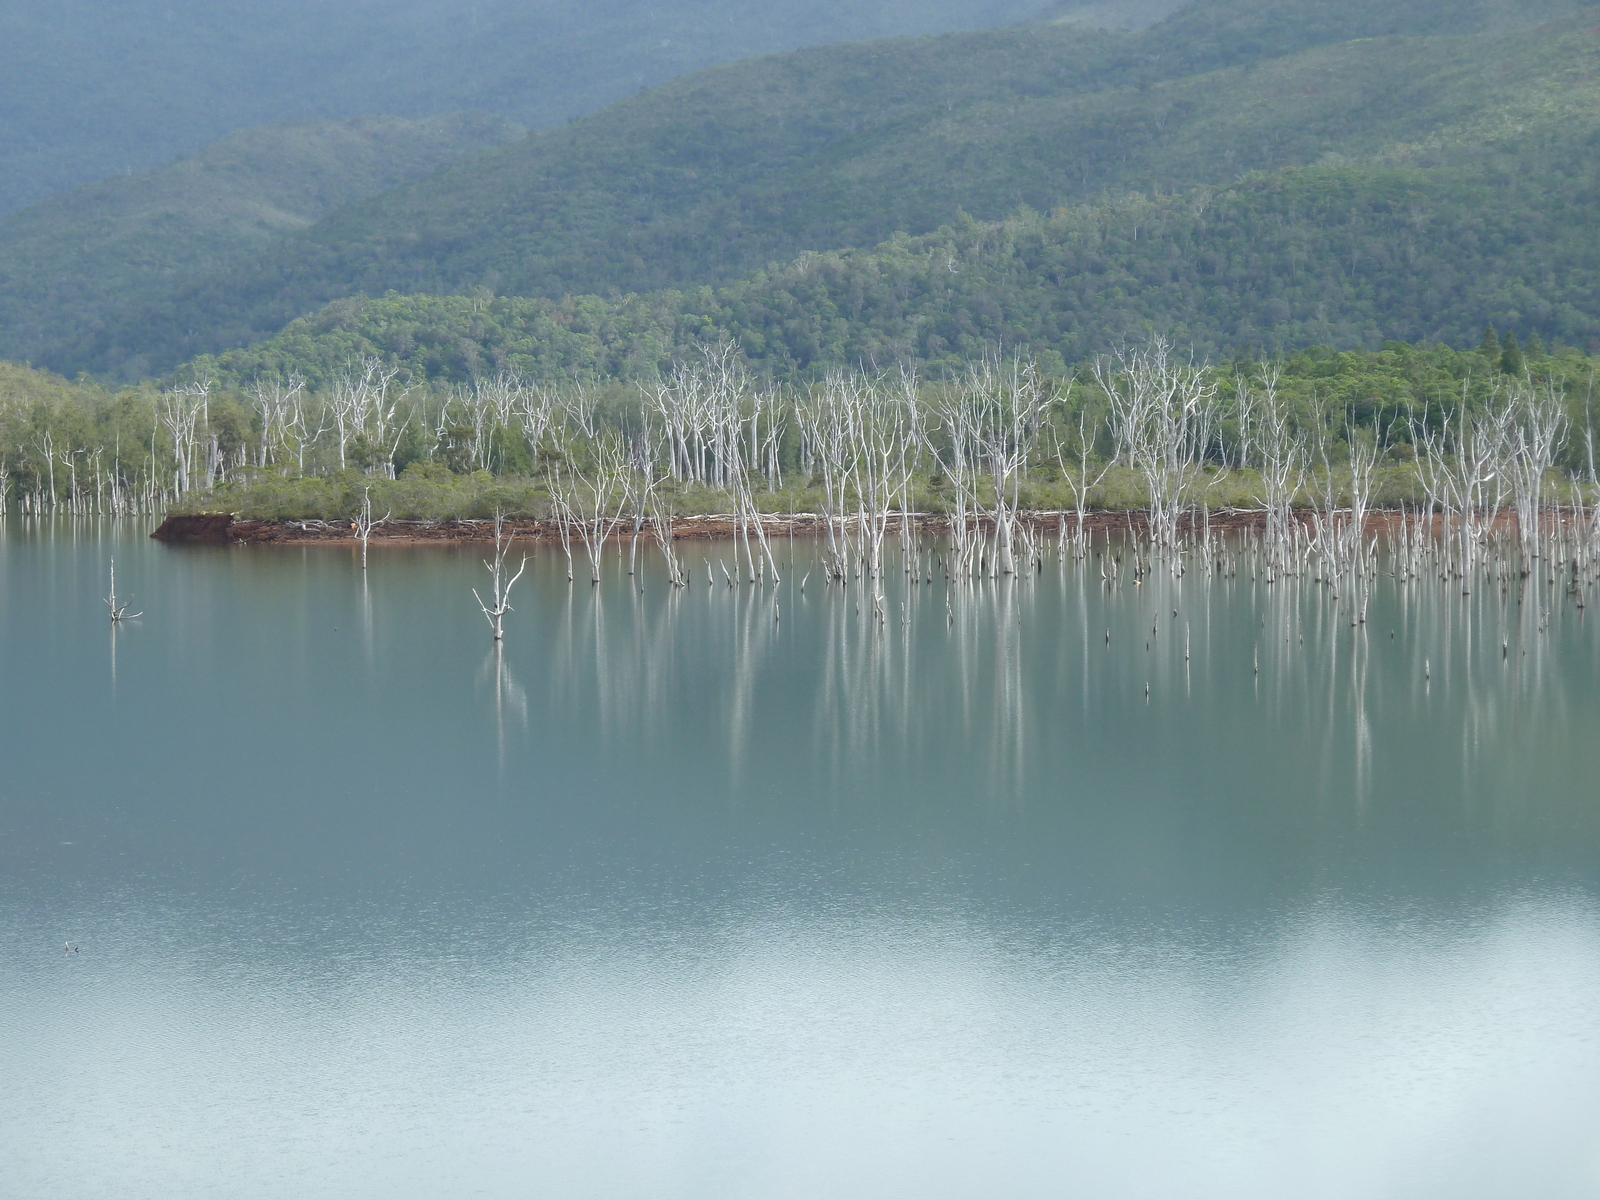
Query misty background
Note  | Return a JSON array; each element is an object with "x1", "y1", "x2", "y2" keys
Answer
[{"x1": 0, "y1": 0, "x2": 1178, "y2": 216}]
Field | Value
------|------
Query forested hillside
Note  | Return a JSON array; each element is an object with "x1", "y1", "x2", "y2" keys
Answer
[
  {"x1": 190, "y1": 152, "x2": 1600, "y2": 388},
  {"x1": 75, "y1": 3, "x2": 1600, "y2": 381},
  {"x1": 6, "y1": 0, "x2": 1598, "y2": 383},
  {"x1": 0, "y1": 0, "x2": 1094, "y2": 216},
  {"x1": 0, "y1": 115, "x2": 522, "y2": 378}
]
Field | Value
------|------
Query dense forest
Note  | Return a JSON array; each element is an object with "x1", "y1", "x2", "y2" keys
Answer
[
  {"x1": 0, "y1": 114, "x2": 524, "y2": 381},
  {"x1": 7, "y1": 0, "x2": 1594, "y2": 378},
  {"x1": 175, "y1": 155, "x2": 1599, "y2": 389}
]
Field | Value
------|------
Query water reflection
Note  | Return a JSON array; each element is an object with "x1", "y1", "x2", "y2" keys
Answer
[
  {"x1": 534, "y1": 532, "x2": 1600, "y2": 828},
  {"x1": 480, "y1": 642, "x2": 528, "y2": 764},
  {"x1": 2, "y1": 522, "x2": 1598, "y2": 1199}
]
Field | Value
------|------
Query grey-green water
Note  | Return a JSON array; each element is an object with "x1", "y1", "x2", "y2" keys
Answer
[{"x1": 3, "y1": 520, "x2": 1598, "y2": 1199}]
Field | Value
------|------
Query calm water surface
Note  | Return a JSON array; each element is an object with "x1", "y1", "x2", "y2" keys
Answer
[{"x1": 3, "y1": 519, "x2": 1598, "y2": 1199}]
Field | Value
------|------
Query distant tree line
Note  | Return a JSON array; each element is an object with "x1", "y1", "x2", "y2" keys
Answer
[{"x1": 3, "y1": 334, "x2": 1595, "y2": 519}]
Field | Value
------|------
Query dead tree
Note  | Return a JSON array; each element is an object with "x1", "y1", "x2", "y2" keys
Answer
[
  {"x1": 648, "y1": 498, "x2": 688, "y2": 587},
  {"x1": 1245, "y1": 363, "x2": 1306, "y2": 580},
  {"x1": 351, "y1": 488, "x2": 389, "y2": 571},
  {"x1": 284, "y1": 385, "x2": 331, "y2": 473},
  {"x1": 472, "y1": 512, "x2": 528, "y2": 641},
  {"x1": 329, "y1": 358, "x2": 408, "y2": 477},
  {"x1": 552, "y1": 432, "x2": 632, "y2": 584},
  {"x1": 249, "y1": 374, "x2": 305, "y2": 469},
  {"x1": 157, "y1": 379, "x2": 209, "y2": 495},
  {"x1": 1097, "y1": 338, "x2": 1219, "y2": 558},
  {"x1": 1505, "y1": 377, "x2": 1566, "y2": 561},
  {"x1": 1053, "y1": 396, "x2": 1110, "y2": 560},
  {"x1": 104, "y1": 558, "x2": 141, "y2": 621}
]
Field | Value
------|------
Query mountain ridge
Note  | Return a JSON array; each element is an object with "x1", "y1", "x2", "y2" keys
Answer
[
  {"x1": 183, "y1": 148, "x2": 1600, "y2": 389},
  {"x1": 0, "y1": 0, "x2": 1100, "y2": 216},
  {"x1": 9, "y1": 0, "x2": 1600, "y2": 380},
  {"x1": 80, "y1": 3, "x2": 1600, "y2": 379},
  {"x1": 0, "y1": 113, "x2": 524, "y2": 379}
]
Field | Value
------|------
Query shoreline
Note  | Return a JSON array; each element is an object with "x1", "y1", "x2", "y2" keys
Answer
[
  {"x1": 154, "y1": 510, "x2": 1269, "y2": 545},
  {"x1": 150, "y1": 508, "x2": 1554, "y2": 546}
]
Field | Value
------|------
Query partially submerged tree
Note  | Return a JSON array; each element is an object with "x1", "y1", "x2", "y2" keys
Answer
[
  {"x1": 472, "y1": 511, "x2": 528, "y2": 641},
  {"x1": 1096, "y1": 337, "x2": 1219, "y2": 558},
  {"x1": 104, "y1": 557, "x2": 141, "y2": 622}
]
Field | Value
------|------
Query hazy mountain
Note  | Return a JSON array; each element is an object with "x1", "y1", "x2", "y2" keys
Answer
[
  {"x1": 30, "y1": 0, "x2": 1588, "y2": 378},
  {"x1": 172, "y1": 7, "x2": 1600, "y2": 382},
  {"x1": 1139, "y1": 0, "x2": 1583, "y2": 67},
  {"x1": 193, "y1": 145, "x2": 1600, "y2": 385},
  {"x1": 0, "y1": 114, "x2": 523, "y2": 379},
  {"x1": 0, "y1": 0, "x2": 1173, "y2": 216}
]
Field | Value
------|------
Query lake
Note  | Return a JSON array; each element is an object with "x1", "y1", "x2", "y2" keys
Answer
[{"x1": 3, "y1": 519, "x2": 1598, "y2": 1199}]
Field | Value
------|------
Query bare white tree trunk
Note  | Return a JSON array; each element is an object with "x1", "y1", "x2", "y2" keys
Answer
[{"x1": 472, "y1": 512, "x2": 528, "y2": 640}]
